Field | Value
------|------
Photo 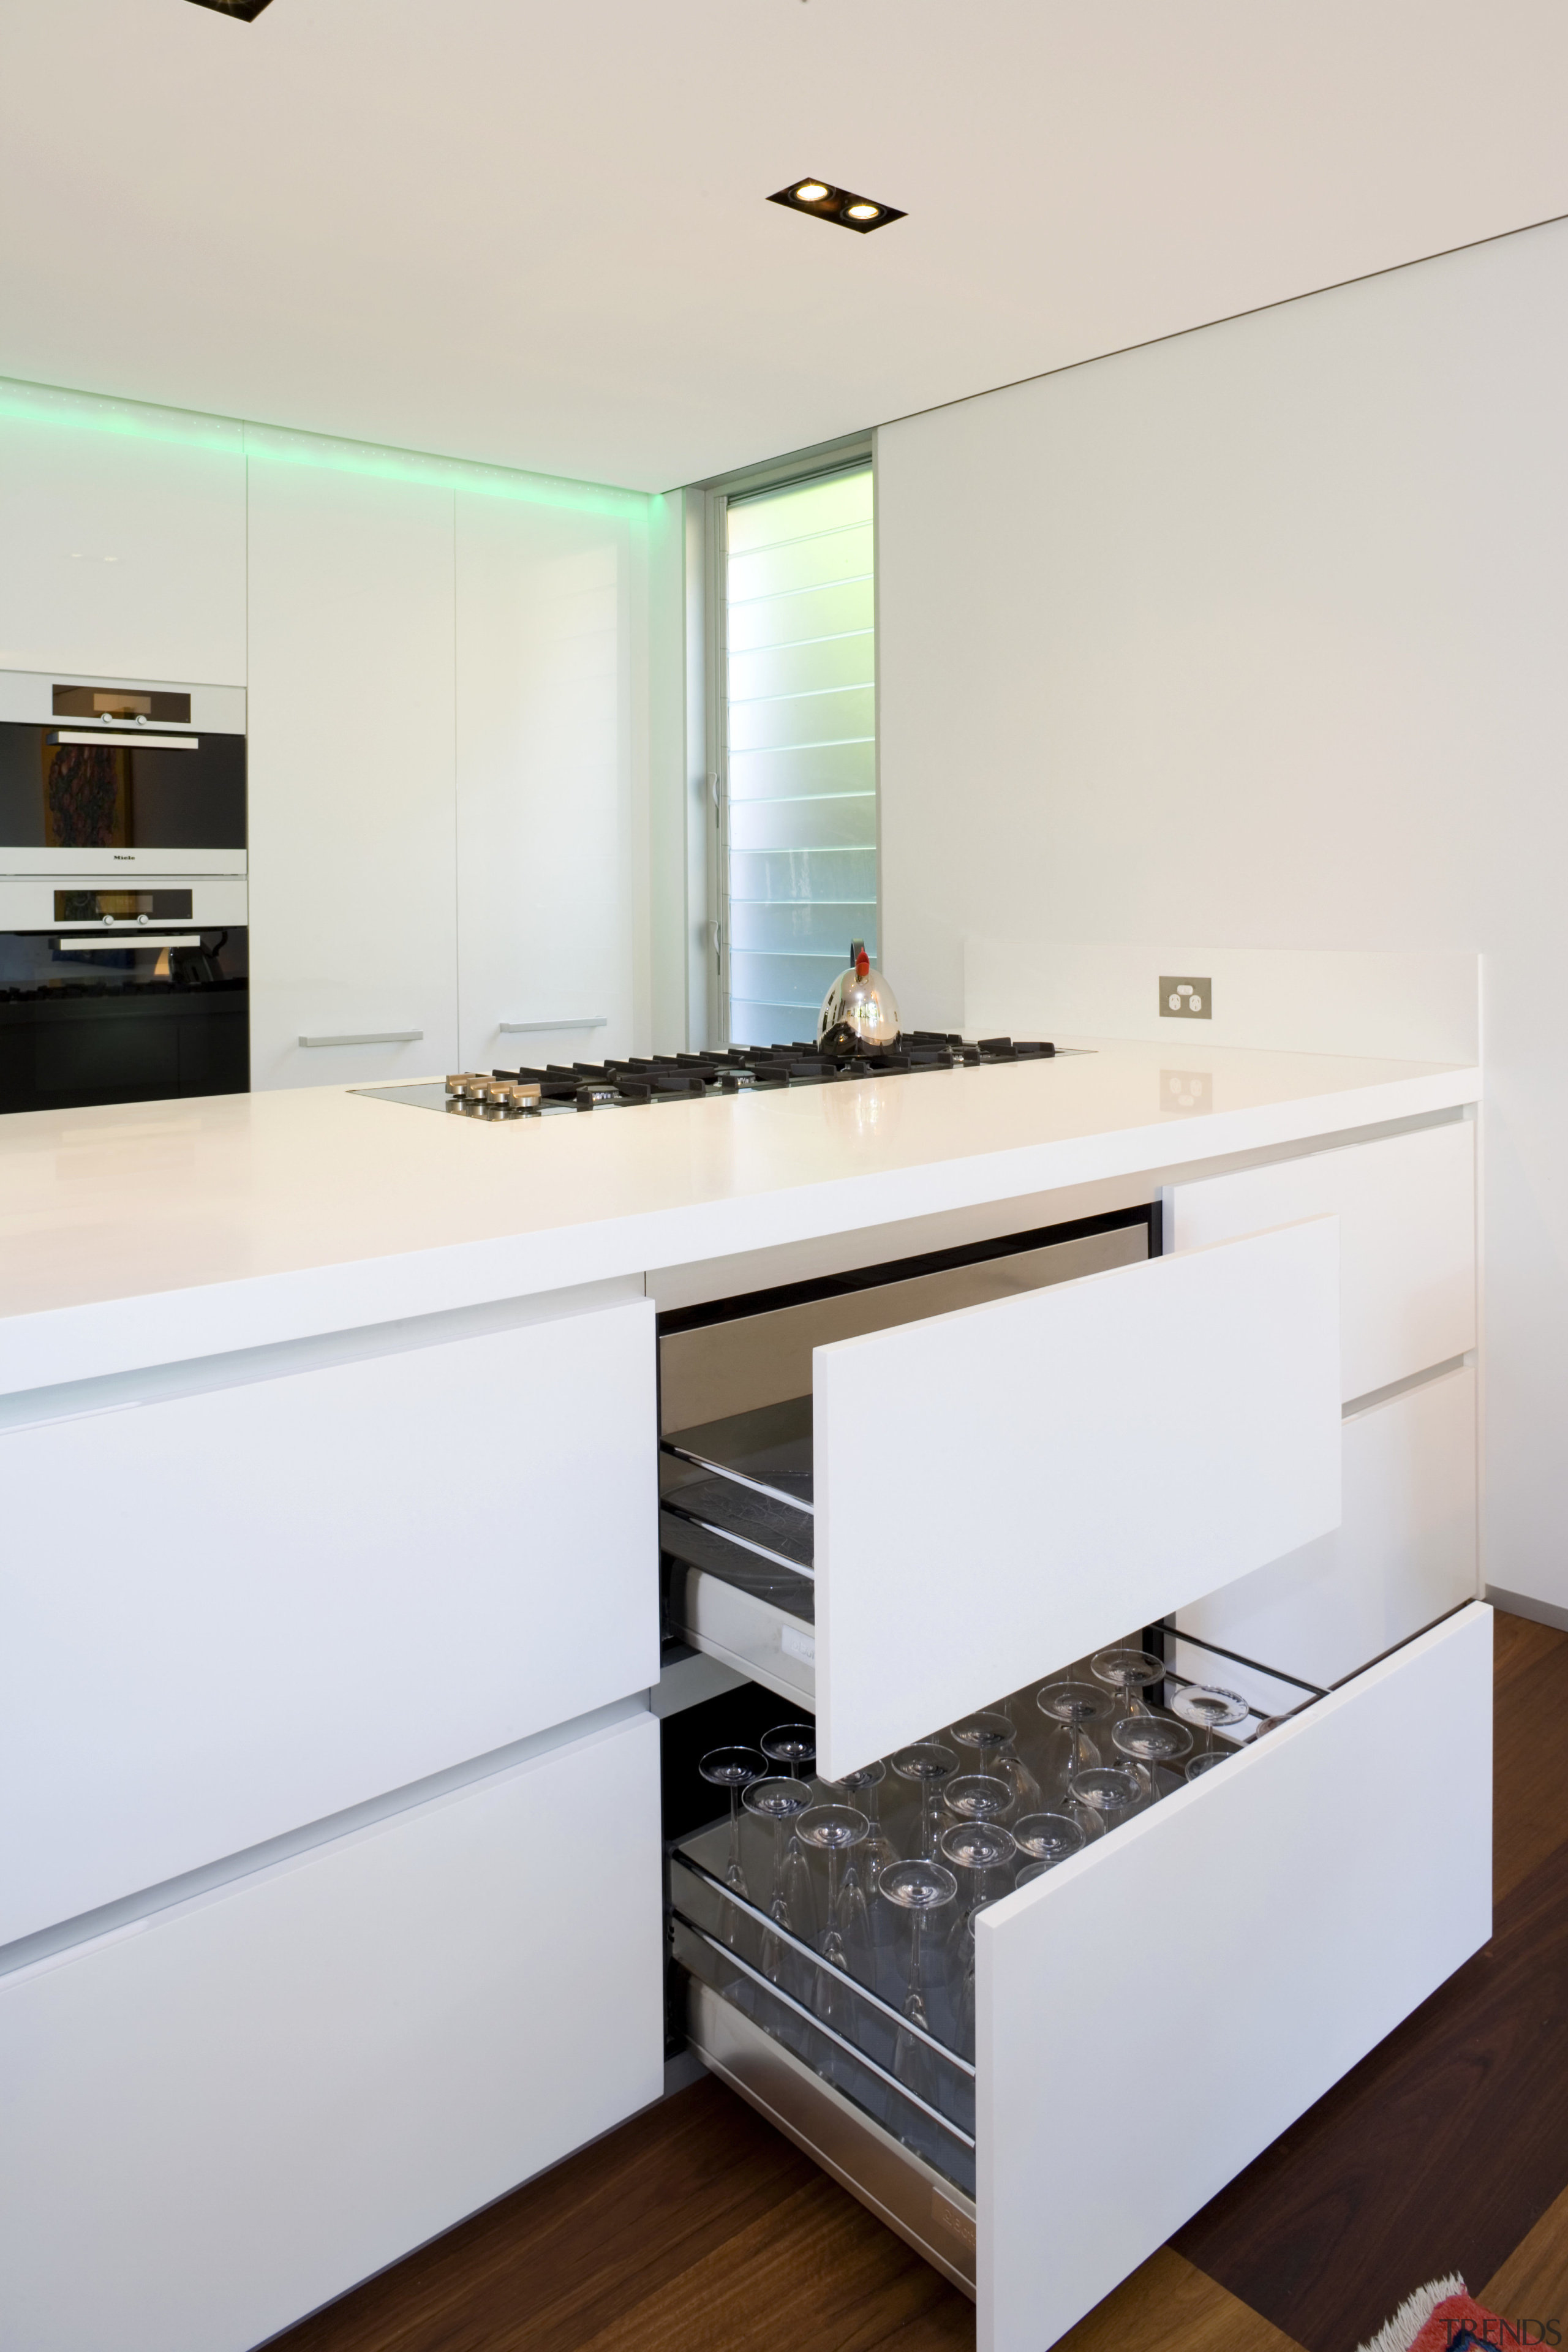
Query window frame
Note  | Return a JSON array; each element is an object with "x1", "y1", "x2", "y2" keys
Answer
[{"x1": 697, "y1": 437, "x2": 876, "y2": 1052}]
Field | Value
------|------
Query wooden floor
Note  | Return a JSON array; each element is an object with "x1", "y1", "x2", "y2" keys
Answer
[{"x1": 273, "y1": 1613, "x2": 1568, "y2": 2352}]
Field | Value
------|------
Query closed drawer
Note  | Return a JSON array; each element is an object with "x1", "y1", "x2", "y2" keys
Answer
[
  {"x1": 1177, "y1": 1361, "x2": 1477, "y2": 1688},
  {"x1": 664, "y1": 1215, "x2": 1342, "y2": 1779},
  {"x1": 1, "y1": 1289, "x2": 658, "y2": 1944},
  {"x1": 0, "y1": 1706, "x2": 663, "y2": 2352},
  {"x1": 669, "y1": 1603, "x2": 1491, "y2": 2352},
  {"x1": 1162, "y1": 1118, "x2": 1475, "y2": 1402}
]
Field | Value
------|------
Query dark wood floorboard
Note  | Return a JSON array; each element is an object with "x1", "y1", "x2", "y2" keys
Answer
[
  {"x1": 271, "y1": 2076, "x2": 974, "y2": 2352},
  {"x1": 1172, "y1": 1611, "x2": 1568, "y2": 2352}
]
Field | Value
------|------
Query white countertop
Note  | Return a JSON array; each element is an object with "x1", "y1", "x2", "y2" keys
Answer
[{"x1": 0, "y1": 1038, "x2": 1478, "y2": 1396}]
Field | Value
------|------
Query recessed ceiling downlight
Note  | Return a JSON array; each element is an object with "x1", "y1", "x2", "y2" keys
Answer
[
  {"x1": 768, "y1": 179, "x2": 905, "y2": 235},
  {"x1": 187, "y1": 0, "x2": 275, "y2": 19}
]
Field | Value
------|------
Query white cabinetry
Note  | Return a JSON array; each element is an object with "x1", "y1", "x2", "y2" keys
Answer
[
  {"x1": 0, "y1": 1705, "x2": 663, "y2": 2352},
  {"x1": 247, "y1": 465, "x2": 458, "y2": 1088},
  {"x1": 0, "y1": 410, "x2": 247, "y2": 686},
  {"x1": 455, "y1": 494, "x2": 640, "y2": 1068},
  {"x1": 0, "y1": 1289, "x2": 658, "y2": 1943}
]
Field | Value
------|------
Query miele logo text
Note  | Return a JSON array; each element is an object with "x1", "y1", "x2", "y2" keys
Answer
[{"x1": 113, "y1": 854, "x2": 134, "y2": 861}]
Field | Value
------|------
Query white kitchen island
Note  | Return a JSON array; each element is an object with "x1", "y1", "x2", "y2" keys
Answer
[{"x1": 0, "y1": 1039, "x2": 1488, "y2": 2352}]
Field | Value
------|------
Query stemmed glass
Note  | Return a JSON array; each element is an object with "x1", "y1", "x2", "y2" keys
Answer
[
  {"x1": 761, "y1": 1722, "x2": 818, "y2": 1780},
  {"x1": 880, "y1": 1858, "x2": 959, "y2": 2096},
  {"x1": 949, "y1": 1711, "x2": 1042, "y2": 1815},
  {"x1": 742, "y1": 1775, "x2": 816, "y2": 1983},
  {"x1": 797, "y1": 1804, "x2": 870, "y2": 2034},
  {"x1": 820, "y1": 1758, "x2": 890, "y2": 1970},
  {"x1": 892, "y1": 1744, "x2": 959, "y2": 1858},
  {"x1": 942, "y1": 1773, "x2": 1015, "y2": 1829},
  {"x1": 1011, "y1": 1811, "x2": 1087, "y2": 1877},
  {"x1": 1035, "y1": 1681, "x2": 1115, "y2": 1803},
  {"x1": 1068, "y1": 1764, "x2": 1143, "y2": 1834},
  {"x1": 699, "y1": 1746, "x2": 766, "y2": 1901},
  {"x1": 1112, "y1": 1711, "x2": 1193, "y2": 1796},
  {"x1": 1170, "y1": 1685, "x2": 1251, "y2": 1736},
  {"x1": 1186, "y1": 1751, "x2": 1229, "y2": 1782},
  {"x1": 938, "y1": 1819, "x2": 1017, "y2": 1959},
  {"x1": 1091, "y1": 1648, "x2": 1167, "y2": 1755}
]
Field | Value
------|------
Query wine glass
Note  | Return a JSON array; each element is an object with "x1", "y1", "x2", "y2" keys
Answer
[
  {"x1": 1011, "y1": 1810, "x2": 1087, "y2": 1877},
  {"x1": 1112, "y1": 1711, "x2": 1193, "y2": 1796},
  {"x1": 1069, "y1": 1763, "x2": 1143, "y2": 1834},
  {"x1": 1170, "y1": 1684, "x2": 1251, "y2": 1735},
  {"x1": 699, "y1": 1746, "x2": 766, "y2": 1900},
  {"x1": 819, "y1": 1758, "x2": 890, "y2": 1966},
  {"x1": 949, "y1": 1711, "x2": 1042, "y2": 1814},
  {"x1": 892, "y1": 1744, "x2": 959, "y2": 1858},
  {"x1": 880, "y1": 1858, "x2": 959, "y2": 2094},
  {"x1": 1091, "y1": 1648, "x2": 1167, "y2": 1753},
  {"x1": 938, "y1": 1819, "x2": 1017, "y2": 1953},
  {"x1": 1186, "y1": 1750, "x2": 1229, "y2": 1782},
  {"x1": 743, "y1": 1775, "x2": 816, "y2": 1981},
  {"x1": 761, "y1": 1722, "x2": 817, "y2": 1779},
  {"x1": 1035, "y1": 1681, "x2": 1114, "y2": 1802},
  {"x1": 797, "y1": 1804, "x2": 870, "y2": 2037},
  {"x1": 942, "y1": 1773, "x2": 1014, "y2": 1827}
]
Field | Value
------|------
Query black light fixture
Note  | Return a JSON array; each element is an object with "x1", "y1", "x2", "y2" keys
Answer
[
  {"x1": 768, "y1": 179, "x2": 905, "y2": 235},
  {"x1": 187, "y1": 0, "x2": 275, "y2": 18}
]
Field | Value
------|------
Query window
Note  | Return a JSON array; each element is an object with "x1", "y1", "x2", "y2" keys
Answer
[{"x1": 720, "y1": 465, "x2": 875, "y2": 1049}]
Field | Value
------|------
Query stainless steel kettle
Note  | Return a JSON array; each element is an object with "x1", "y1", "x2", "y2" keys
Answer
[{"x1": 816, "y1": 940, "x2": 901, "y2": 1060}]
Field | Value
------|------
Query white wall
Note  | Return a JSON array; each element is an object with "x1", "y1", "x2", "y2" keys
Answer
[{"x1": 877, "y1": 214, "x2": 1568, "y2": 1612}]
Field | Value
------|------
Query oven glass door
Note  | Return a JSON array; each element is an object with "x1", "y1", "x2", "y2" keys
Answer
[
  {"x1": 0, "y1": 927, "x2": 249, "y2": 1112},
  {"x1": 0, "y1": 724, "x2": 245, "y2": 852}
]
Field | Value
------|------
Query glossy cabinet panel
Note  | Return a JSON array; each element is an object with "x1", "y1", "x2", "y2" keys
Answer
[
  {"x1": 246, "y1": 466, "x2": 458, "y2": 1088},
  {"x1": 454, "y1": 494, "x2": 641, "y2": 1071},
  {"x1": 0, "y1": 1708, "x2": 663, "y2": 2352}
]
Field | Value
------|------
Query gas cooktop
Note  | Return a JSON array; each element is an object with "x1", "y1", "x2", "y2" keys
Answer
[{"x1": 356, "y1": 1035, "x2": 1088, "y2": 1122}]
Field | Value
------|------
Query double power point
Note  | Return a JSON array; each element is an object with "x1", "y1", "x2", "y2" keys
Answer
[{"x1": 1160, "y1": 976, "x2": 1211, "y2": 1020}]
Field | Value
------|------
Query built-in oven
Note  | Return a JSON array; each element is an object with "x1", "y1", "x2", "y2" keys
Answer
[{"x1": 0, "y1": 671, "x2": 247, "y2": 1114}]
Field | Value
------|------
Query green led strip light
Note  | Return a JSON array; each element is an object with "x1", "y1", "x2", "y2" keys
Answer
[{"x1": 0, "y1": 375, "x2": 648, "y2": 522}]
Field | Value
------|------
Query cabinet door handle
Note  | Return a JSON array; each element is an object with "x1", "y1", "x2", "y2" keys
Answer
[
  {"x1": 298, "y1": 1030, "x2": 424, "y2": 1048},
  {"x1": 497, "y1": 1017, "x2": 608, "y2": 1035}
]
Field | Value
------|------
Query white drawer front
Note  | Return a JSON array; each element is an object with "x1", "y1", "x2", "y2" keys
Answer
[
  {"x1": 976, "y1": 1603, "x2": 1491, "y2": 2352},
  {"x1": 813, "y1": 1219, "x2": 1341, "y2": 1778},
  {"x1": 1179, "y1": 1362, "x2": 1477, "y2": 1688},
  {"x1": 1163, "y1": 1119, "x2": 1475, "y2": 1401},
  {"x1": 1, "y1": 1295, "x2": 658, "y2": 1944},
  {"x1": 0, "y1": 1708, "x2": 663, "y2": 2352}
]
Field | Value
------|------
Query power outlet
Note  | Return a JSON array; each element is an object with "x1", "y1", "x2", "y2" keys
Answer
[{"x1": 1159, "y1": 975, "x2": 1211, "y2": 1020}]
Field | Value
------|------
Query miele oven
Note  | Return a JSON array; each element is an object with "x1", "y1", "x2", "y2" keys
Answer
[{"x1": 0, "y1": 671, "x2": 248, "y2": 1114}]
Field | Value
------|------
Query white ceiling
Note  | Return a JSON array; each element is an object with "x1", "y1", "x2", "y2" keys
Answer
[{"x1": 4, "y1": 0, "x2": 1567, "y2": 494}]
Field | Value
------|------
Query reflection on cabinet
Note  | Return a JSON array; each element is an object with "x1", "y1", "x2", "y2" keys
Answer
[
  {"x1": 1178, "y1": 1361, "x2": 1478, "y2": 1689},
  {"x1": 1163, "y1": 1117, "x2": 1476, "y2": 1401},
  {"x1": 0, "y1": 411, "x2": 247, "y2": 685},
  {"x1": 246, "y1": 465, "x2": 458, "y2": 1088},
  {"x1": 455, "y1": 494, "x2": 639, "y2": 1069},
  {"x1": 1, "y1": 1705, "x2": 663, "y2": 2352}
]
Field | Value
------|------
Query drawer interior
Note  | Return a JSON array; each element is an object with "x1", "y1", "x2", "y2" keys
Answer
[{"x1": 662, "y1": 1619, "x2": 1322, "y2": 2206}]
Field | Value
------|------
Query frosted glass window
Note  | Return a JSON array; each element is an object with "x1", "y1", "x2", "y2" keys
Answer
[{"x1": 724, "y1": 466, "x2": 874, "y2": 1048}]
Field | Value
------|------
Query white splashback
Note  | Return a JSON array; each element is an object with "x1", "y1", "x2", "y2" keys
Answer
[{"x1": 963, "y1": 942, "x2": 1479, "y2": 1066}]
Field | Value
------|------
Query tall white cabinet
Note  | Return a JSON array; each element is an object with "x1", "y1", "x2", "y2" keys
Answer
[
  {"x1": 455, "y1": 494, "x2": 642, "y2": 1069},
  {"x1": 0, "y1": 404, "x2": 247, "y2": 686},
  {"x1": 246, "y1": 465, "x2": 460, "y2": 1090}
]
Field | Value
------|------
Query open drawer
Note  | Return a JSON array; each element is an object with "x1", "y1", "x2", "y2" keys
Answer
[
  {"x1": 669, "y1": 1601, "x2": 1491, "y2": 2352},
  {"x1": 662, "y1": 1213, "x2": 1343, "y2": 1778}
]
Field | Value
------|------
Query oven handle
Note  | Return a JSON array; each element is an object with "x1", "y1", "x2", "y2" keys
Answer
[{"x1": 299, "y1": 1030, "x2": 423, "y2": 1048}]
